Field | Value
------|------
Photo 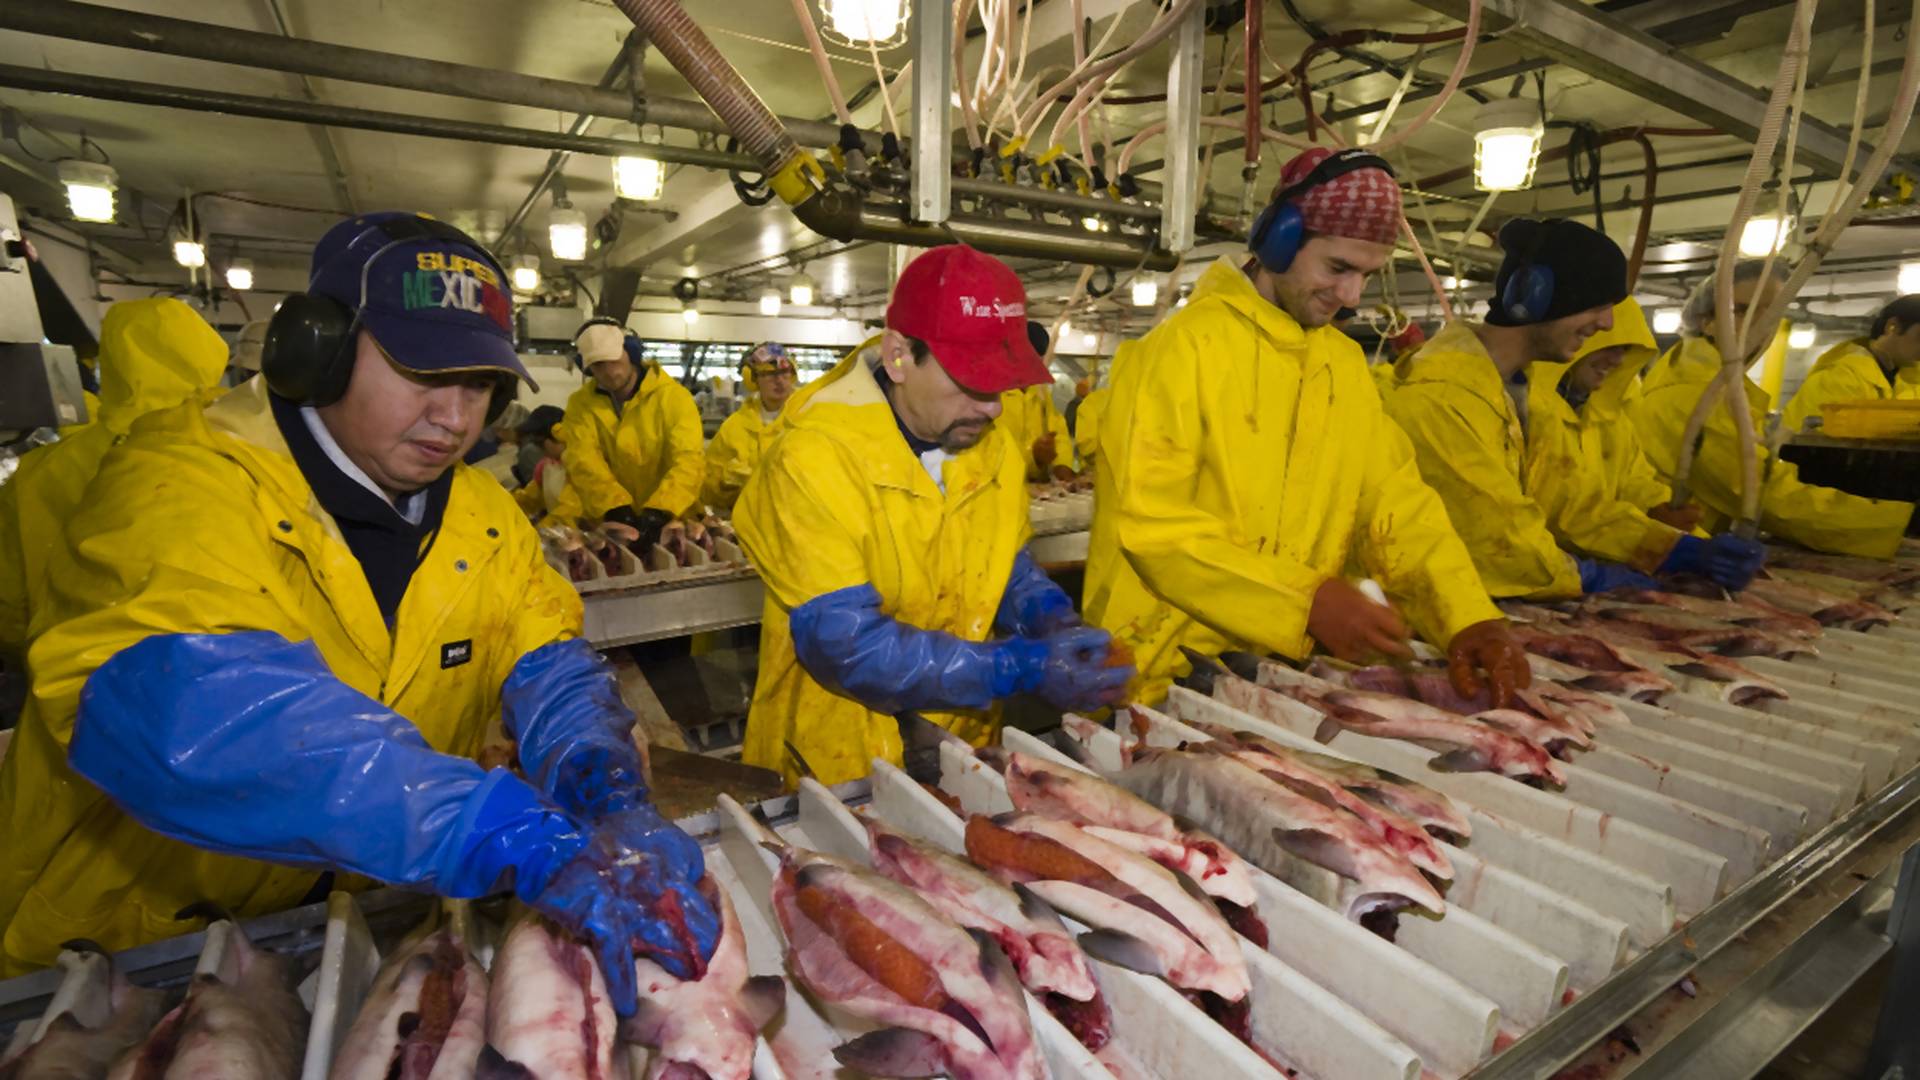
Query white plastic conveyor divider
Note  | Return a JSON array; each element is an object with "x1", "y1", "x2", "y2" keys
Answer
[
  {"x1": 1555, "y1": 762, "x2": 1768, "y2": 886},
  {"x1": 297, "y1": 892, "x2": 381, "y2": 1080},
  {"x1": 1618, "y1": 696, "x2": 1870, "y2": 807},
  {"x1": 932, "y1": 741, "x2": 1423, "y2": 1080},
  {"x1": 1575, "y1": 744, "x2": 1807, "y2": 852}
]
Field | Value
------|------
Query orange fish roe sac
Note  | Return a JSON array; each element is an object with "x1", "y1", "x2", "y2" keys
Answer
[
  {"x1": 793, "y1": 884, "x2": 952, "y2": 1013},
  {"x1": 964, "y1": 815, "x2": 1111, "y2": 885}
]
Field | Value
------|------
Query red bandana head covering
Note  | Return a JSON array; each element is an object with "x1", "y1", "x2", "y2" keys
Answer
[{"x1": 1272, "y1": 147, "x2": 1402, "y2": 247}]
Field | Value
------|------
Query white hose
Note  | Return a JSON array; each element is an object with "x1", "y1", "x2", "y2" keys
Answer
[
  {"x1": 1021, "y1": 0, "x2": 1193, "y2": 143},
  {"x1": 788, "y1": 0, "x2": 852, "y2": 126},
  {"x1": 953, "y1": 0, "x2": 985, "y2": 149},
  {"x1": 1368, "y1": 0, "x2": 1481, "y2": 154}
]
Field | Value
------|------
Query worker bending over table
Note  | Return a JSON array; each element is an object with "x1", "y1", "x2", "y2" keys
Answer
[
  {"x1": 1632, "y1": 261, "x2": 1917, "y2": 558},
  {"x1": 560, "y1": 316, "x2": 706, "y2": 549},
  {"x1": 703, "y1": 341, "x2": 798, "y2": 513},
  {"x1": 1385, "y1": 218, "x2": 1763, "y2": 598},
  {"x1": 735, "y1": 245, "x2": 1133, "y2": 786},
  {"x1": 1084, "y1": 147, "x2": 1529, "y2": 706},
  {"x1": 0, "y1": 213, "x2": 715, "y2": 1014},
  {"x1": 1781, "y1": 294, "x2": 1920, "y2": 434}
]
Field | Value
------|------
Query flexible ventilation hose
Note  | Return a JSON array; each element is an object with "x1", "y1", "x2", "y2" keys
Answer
[{"x1": 610, "y1": 0, "x2": 824, "y2": 208}]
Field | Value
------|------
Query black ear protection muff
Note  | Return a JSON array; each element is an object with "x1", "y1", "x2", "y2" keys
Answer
[
  {"x1": 570, "y1": 315, "x2": 632, "y2": 374},
  {"x1": 1499, "y1": 224, "x2": 1557, "y2": 324},
  {"x1": 262, "y1": 215, "x2": 513, "y2": 418},
  {"x1": 1247, "y1": 149, "x2": 1397, "y2": 274}
]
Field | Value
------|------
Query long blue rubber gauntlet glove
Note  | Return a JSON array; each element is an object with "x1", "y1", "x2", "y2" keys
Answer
[
  {"x1": 995, "y1": 548, "x2": 1080, "y2": 637},
  {"x1": 1659, "y1": 534, "x2": 1766, "y2": 590},
  {"x1": 501, "y1": 639, "x2": 718, "y2": 967},
  {"x1": 69, "y1": 631, "x2": 585, "y2": 899},
  {"x1": 1577, "y1": 558, "x2": 1660, "y2": 594},
  {"x1": 1010, "y1": 626, "x2": 1135, "y2": 711},
  {"x1": 790, "y1": 583, "x2": 1039, "y2": 713}
]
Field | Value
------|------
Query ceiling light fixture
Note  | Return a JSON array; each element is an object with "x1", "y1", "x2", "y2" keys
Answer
[
  {"x1": 820, "y1": 0, "x2": 908, "y2": 45},
  {"x1": 1131, "y1": 276, "x2": 1158, "y2": 307},
  {"x1": 57, "y1": 160, "x2": 117, "y2": 223},
  {"x1": 613, "y1": 155, "x2": 666, "y2": 201},
  {"x1": 790, "y1": 271, "x2": 816, "y2": 307},
  {"x1": 1080, "y1": 329, "x2": 1099, "y2": 349},
  {"x1": 224, "y1": 258, "x2": 253, "y2": 291},
  {"x1": 760, "y1": 288, "x2": 782, "y2": 316},
  {"x1": 1472, "y1": 97, "x2": 1544, "y2": 192},
  {"x1": 172, "y1": 239, "x2": 206, "y2": 269},
  {"x1": 681, "y1": 303, "x2": 701, "y2": 326},
  {"x1": 1738, "y1": 214, "x2": 1794, "y2": 257},
  {"x1": 509, "y1": 254, "x2": 542, "y2": 294},
  {"x1": 1788, "y1": 324, "x2": 1816, "y2": 349},
  {"x1": 1899, "y1": 261, "x2": 1920, "y2": 295},
  {"x1": 548, "y1": 207, "x2": 588, "y2": 262},
  {"x1": 1652, "y1": 308, "x2": 1683, "y2": 335}
]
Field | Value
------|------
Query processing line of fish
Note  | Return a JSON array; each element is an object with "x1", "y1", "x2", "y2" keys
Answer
[{"x1": 2, "y1": 542, "x2": 1918, "y2": 1078}]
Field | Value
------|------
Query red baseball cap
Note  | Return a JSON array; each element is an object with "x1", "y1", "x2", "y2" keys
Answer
[{"x1": 885, "y1": 245, "x2": 1051, "y2": 394}]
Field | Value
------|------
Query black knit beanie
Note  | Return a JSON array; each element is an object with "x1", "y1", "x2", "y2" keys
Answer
[{"x1": 1486, "y1": 217, "x2": 1629, "y2": 327}]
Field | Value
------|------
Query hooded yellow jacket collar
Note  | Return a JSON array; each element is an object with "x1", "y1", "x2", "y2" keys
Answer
[
  {"x1": 1394, "y1": 320, "x2": 1513, "y2": 417},
  {"x1": 94, "y1": 298, "x2": 230, "y2": 434}
]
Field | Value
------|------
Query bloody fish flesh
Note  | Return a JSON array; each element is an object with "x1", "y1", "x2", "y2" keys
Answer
[
  {"x1": 329, "y1": 927, "x2": 488, "y2": 1080},
  {"x1": 770, "y1": 845, "x2": 1044, "y2": 1080},
  {"x1": 862, "y1": 816, "x2": 1113, "y2": 1051},
  {"x1": 107, "y1": 917, "x2": 309, "y2": 1080},
  {"x1": 481, "y1": 910, "x2": 623, "y2": 1079},
  {"x1": 621, "y1": 880, "x2": 784, "y2": 1080}
]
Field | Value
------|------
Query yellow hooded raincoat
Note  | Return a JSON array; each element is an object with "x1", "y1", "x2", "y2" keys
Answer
[
  {"x1": 702, "y1": 396, "x2": 782, "y2": 512},
  {"x1": 1084, "y1": 259, "x2": 1501, "y2": 704},
  {"x1": 0, "y1": 378, "x2": 580, "y2": 972},
  {"x1": 0, "y1": 299, "x2": 229, "y2": 657},
  {"x1": 558, "y1": 360, "x2": 706, "y2": 519},
  {"x1": 1781, "y1": 339, "x2": 1920, "y2": 435},
  {"x1": 997, "y1": 384, "x2": 1073, "y2": 478},
  {"x1": 733, "y1": 341, "x2": 1032, "y2": 786},
  {"x1": 1523, "y1": 301, "x2": 1686, "y2": 573},
  {"x1": 1631, "y1": 336, "x2": 1914, "y2": 558},
  {"x1": 1385, "y1": 322, "x2": 1589, "y2": 599}
]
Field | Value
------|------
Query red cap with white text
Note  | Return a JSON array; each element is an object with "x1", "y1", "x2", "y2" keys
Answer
[{"x1": 885, "y1": 245, "x2": 1051, "y2": 394}]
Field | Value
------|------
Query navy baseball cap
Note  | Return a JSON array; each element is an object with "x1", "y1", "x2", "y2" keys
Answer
[{"x1": 308, "y1": 211, "x2": 536, "y2": 389}]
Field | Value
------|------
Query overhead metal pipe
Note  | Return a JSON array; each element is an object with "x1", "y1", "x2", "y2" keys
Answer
[
  {"x1": 0, "y1": 64, "x2": 760, "y2": 171},
  {"x1": 0, "y1": 63, "x2": 1175, "y2": 271},
  {"x1": 0, "y1": 0, "x2": 872, "y2": 153}
]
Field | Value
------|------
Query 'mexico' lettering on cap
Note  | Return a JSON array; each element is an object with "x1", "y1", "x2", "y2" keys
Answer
[
  {"x1": 400, "y1": 268, "x2": 512, "y2": 331},
  {"x1": 956, "y1": 296, "x2": 1026, "y2": 319}
]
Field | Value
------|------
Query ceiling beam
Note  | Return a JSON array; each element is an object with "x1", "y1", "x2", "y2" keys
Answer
[{"x1": 1405, "y1": 0, "x2": 1892, "y2": 182}]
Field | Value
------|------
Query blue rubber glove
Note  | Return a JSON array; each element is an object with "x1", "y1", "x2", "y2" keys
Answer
[
  {"x1": 502, "y1": 640, "x2": 719, "y2": 969},
  {"x1": 1004, "y1": 626, "x2": 1134, "y2": 711},
  {"x1": 69, "y1": 631, "x2": 585, "y2": 900},
  {"x1": 1658, "y1": 534, "x2": 1766, "y2": 591},
  {"x1": 790, "y1": 583, "x2": 1046, "y2": 713},
  {"x1": 995, "y1": 549, "x2": 1080, "y2": 637},
  {"x1": 1576, "y1": 558, "x2": 1660, "y2": 594}
]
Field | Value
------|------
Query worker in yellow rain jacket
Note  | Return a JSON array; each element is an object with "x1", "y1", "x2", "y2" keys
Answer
[
  {"x1": 734, "y1": 245, "x2": 1132, "y2": 786},
  {"x1": 1527, "y1": 297, "x2": 1706, "y2": 545},
  {"x1": 996, "y1": 324, "x2": 1074, "y2": 481},
  {"x1": 1072, "y1": 383, "x2": 1109, "y2": 467},
  {"x1": 558, "y1": 317, "x2": 705, "y2": 547},
  {"x1": 701, "y1": 341, "x2": 798, "y2": 513},
  {"x1": 1085, "y1": 147, "x2": 1529, "y2": 706},
  {"x1": 0, "y1": 214, "x2": 715, "y2": 1010},
  {"x1": 1387, "y1": 219, "x2": 1763, "y2": 599},
  {"x1": 1632, "y1": 261, "x2": 1916, "y2": 558},
  {"x1": 0, "y1": 299, "x2": 228, "y2": 659},
  {"x1": 1781, "y1": 295, "x2": 1920, "y2": 434},
  {"x1": 511, "y1": 404, "x2": 581, "y2": 523}
]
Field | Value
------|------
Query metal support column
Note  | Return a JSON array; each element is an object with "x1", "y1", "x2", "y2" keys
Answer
[
  {"x1": 1159, "y1": 2, "x2": 1206, "y2": 254},
  {"x1": 912, "y1": 0, "x2": 954, "y2": 225},
  {"x1": 1869, "y1": 844, "x2": 1920, "y2": 1080}
]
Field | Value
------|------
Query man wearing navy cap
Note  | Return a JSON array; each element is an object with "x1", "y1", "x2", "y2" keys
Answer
[
  {"x1": 733, "y1": 244, "x2": 1133, "y2": 786},
  {"x1": 0, "y1": 212, "x2": 717, "y2": 1017}
]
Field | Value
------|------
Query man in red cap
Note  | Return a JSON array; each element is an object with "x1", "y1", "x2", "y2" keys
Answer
[
  {"x1": 1085, "y1": 147, "x2": 1530, "y2": 705},
  {"x1": 733, "y1": 244, "x2": 1133, "y2": 785}
]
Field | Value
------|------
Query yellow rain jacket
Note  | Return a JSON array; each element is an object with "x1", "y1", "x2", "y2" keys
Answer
[
  {"x1": 1385, "y1": 322, "x2": 1586, "y2": 599},
  {"x1": 1073, "y1": 386, "x2": 1110, "y2": 466},
  {"x1": 0, "y1": 378, "x2": 580, "y2": 972},
  {"x1": 734, "y1": 340, "x2": 1031, "y2": 786},
  {"x1": 702, "y1": 396, "x2": 781, "y2": 512},
  {"x1": 1522, "y1": 302, "x2": 1685, "y2": 574},
  {"x1": 1781, "y1": 339, "x2": 1920, "y2": 435},
  {"x1": 1084, "y1": 259, "x2": 1501, "y2": 704},
  {"x1": 558, "y1": 361, "x2": 705, "y2": 519},
  {"x1": 1581, "y1": 338, "x2": 1673, "y2": 513},
  {"x1": 1370, "y1": 360, "x2": 1399, "y2": 397},
  {"x1": 997, "y1": 384, "x2": 1072, "y2": 477},
  {"x1": 0, "y1": 299, "x2": 228, "y2": 657},
  {"x1": 1631, "y1": 336, "x2": 1914, "y2": 558}
]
